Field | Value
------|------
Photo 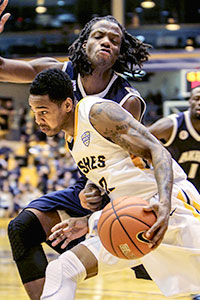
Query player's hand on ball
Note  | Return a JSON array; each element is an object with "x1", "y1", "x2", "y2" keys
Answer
[
  {"x1": 98, "y1": 196, "x2": 157, "y2": 259},
  {"x1": 49, "y1": 216, "x2": 89, "y2": 249},
  {"x1": 0, "y1": 0, "x2": 10, "y2": 33},
  {"x1": 144, "y1": 200, "x2": 170, "y2": 249},
  {"x1": 79, "y1": 182, "x2": 104, "y2": 211}
]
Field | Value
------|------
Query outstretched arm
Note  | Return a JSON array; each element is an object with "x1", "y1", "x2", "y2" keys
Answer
[
  {"x1": 148, "y1": 116, "x2": 174, "y2": 144},
  {"x1": 0, "y1": 1, "x2": 64, "y2": 83},
  {"x1": 0, "y1": 56, "x2": 64, "y2": 83},
  {"x1": 89, "y1": 101, "x2": 173, "y2": 249},
  {"x1": 48, "y1": 216, "x2": 90, "y2": 249}
]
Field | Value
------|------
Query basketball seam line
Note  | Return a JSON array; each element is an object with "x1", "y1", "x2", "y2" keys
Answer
[
  {"x1": 110, "y1": 200, "x2": 144, "y2": 256},
  {"x1": 118, "y1": 215, "x2": 152, "y2": 227},
  {"x1": 100, "y1": 204, "x2": 147, "y2": 227},
  {"x1": 103, "y1": 203, "x2": 146, "y2": 213}
]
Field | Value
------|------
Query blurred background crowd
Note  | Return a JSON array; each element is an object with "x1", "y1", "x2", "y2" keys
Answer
[
  {"x1": 0, "y1": 0, "x2": 199, "y2": 57},
  {"x1": 0, "y1": 103, "x2": 79, "y2": 217}
]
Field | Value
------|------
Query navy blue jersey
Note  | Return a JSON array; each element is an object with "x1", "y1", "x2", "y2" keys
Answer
[
  {"x1": 62, "y1": 60, "x2": 146, "y2": 121},
  {"x1": 165, "y1": 111, "x2": 200, "y2": 191}
]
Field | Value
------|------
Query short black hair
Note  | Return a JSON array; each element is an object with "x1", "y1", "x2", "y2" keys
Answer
[
  {"x1": 68, "y1": 15, "x2": 151, "y2": 77},
  {"x1": 30, "y1": 68, "x2": 74, "y2": 105},
  {"x1": 191, "y1": 86, "x2": 200, "y2": 97}
]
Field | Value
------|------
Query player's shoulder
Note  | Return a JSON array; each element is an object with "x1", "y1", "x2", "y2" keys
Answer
[
  {"x1": 84, "y1": 97, "x2": 120, "y2": 117},
  {"x1": 151, "y1": 114, "x2": 175, "y2": 129},
  {"x1": 168, "y1": 112, "x2": 186, "y2": 128},
  {"x1": 62, "y1": 60, "x2": 76, "y2": 79},
  {"x1": 116, "y1": 74, "x2": 141, "y2": 94},
  {"x1": 149, "y1": 115, "x2": 175, "y2": 142},
  {"x1": 79, "y1": 96, "x2": 113, "y2": 112}
]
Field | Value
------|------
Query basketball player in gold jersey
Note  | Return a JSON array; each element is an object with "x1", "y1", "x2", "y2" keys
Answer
[{"x1": 29, "y1": 68, "x2": 200, "y2": 299}]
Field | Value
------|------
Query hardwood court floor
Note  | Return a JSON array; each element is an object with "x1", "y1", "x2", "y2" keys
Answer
[{"x1": 0, "y1": 218, "x2": 193, "y2": 300}]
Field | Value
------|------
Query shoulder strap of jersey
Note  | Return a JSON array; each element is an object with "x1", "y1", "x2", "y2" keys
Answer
[
  {"x1": 62, "y1": 60, "x2": 76, "y2": 80},
  {"x1": 164, "y1": 113, "x2": 181, "y2": 147}
]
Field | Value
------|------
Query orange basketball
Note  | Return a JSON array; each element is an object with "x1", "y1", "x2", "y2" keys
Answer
[{"x1": 97, "y1": 196, "x2": 156, "y2": 259}]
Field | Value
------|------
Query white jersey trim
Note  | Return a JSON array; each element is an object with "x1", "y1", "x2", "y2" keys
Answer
[
  {"x1": 164, "y1": 114, "x2": 178, "y2": 147},
  {"x1": 62, "y1": 63, "x2": 146, "y2": 120},
  {"x1": 77, "y1": 73, "x2": 118, "y2": 98},
  {"x1": 62, "y1": 61, "x2": 68, "y2": 72},
  {"x1": 120, "y1": 88, "x2": 146, "y2": 121},
  {"x1": 77, "y1": 73, "x2": 146, "y2": 120},
  {"x1": 184, "y1": 110, "x2": 200, "y2": 141}
]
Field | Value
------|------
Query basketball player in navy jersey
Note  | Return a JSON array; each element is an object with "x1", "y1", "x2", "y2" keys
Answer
[
  {"x1": 149, "y1": 87, "x2": 200, "y2": 300},
  {"x1": 149, "y1": 86, "x2": 200, "y2": 192},
  {"x1": 28, "y1": 68, "x2": 200, "y2": 300},
  {"x1": 0, "y1": 1, "x2": 151, "y2": 299}
]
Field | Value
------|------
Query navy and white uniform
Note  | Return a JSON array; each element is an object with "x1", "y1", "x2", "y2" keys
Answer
[
  {"x1": 26, "y1": 61, "x2": 146, "y2": 217},
  {"x1": 164, "y1": 111, "x2": 200, "y2": 191},
  {"x1": 66, "y1": 97, "x2": 200, "y2": 297}
]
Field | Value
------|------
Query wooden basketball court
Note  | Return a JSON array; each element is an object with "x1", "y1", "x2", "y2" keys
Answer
[{"x1": 0, "y1": 218, "x2": 193, "y2": 300}]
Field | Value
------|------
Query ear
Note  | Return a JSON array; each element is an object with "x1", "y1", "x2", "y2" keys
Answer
[
  {"x1": 64, "y1": 97, "x2": 73, "y2": 112},
  {"x1": 82, "y1": 40, "x2": 87, "y2": 49}
]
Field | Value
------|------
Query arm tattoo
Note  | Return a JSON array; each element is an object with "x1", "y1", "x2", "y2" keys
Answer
[
  {"x1": 90, "y1": 101, "x2": 173, "y2": 205},
  {"x1": 90, "y1": 102, "x2": 152, "y2": 158},
  {"x1": 91, "y1": 102, "x2": 127, "y2": 122}
]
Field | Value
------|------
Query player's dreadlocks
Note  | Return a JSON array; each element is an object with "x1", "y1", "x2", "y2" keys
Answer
[{"x1": 68, "y1": 15, "x2": 151, "y2": 78}]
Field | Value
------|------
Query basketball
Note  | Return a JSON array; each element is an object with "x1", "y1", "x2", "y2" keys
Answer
[{"x1": 97, "y1": 196, "x2": 157, "y2": 259}]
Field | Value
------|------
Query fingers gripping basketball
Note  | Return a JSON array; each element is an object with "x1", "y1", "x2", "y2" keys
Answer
[{"x1": 97, "y1": 196, "x2": 157, "y2": 259}]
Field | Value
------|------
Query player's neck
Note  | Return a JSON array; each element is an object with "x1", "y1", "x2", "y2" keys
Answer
[
  {"x1": 191, "y1": 116, "x2": 200, "y2": 133},
  {"x1": 80, "y1": 69, "x2": 114, "y2": 95}
]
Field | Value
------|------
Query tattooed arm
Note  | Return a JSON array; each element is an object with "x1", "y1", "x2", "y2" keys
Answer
[{"x1": 89, "y1": 101, "x2": 173, "y2": 249}]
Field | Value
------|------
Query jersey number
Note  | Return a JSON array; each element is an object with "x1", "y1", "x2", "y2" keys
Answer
[
  {"x1": 188, "y1": 163, "x2": 199, "y2": 179},
  {"x1": 99, "y1": 177, "x2": 115, "y2": 194}
]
